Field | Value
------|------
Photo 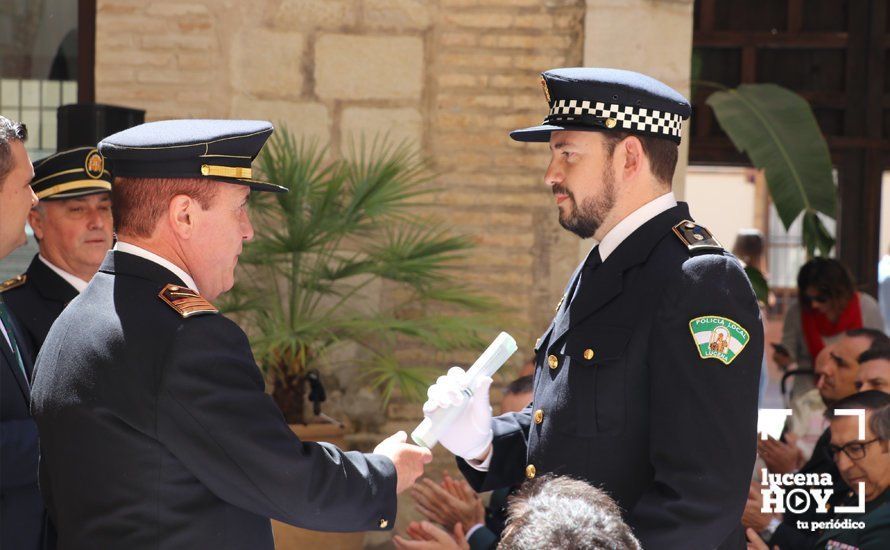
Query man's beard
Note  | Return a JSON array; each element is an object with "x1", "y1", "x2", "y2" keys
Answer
[{"x1": 555, "y1": 165, "x2": 616, "y2": 239}]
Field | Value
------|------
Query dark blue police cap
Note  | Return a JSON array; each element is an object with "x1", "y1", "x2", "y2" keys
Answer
[
  {"x1": 98, "y1": 119, "x2": 286, "y2": 193},
  {"x1": 31, "y1": 146, "x2": 112, "y2": 200},
  {"x1": 511, "y1": 68, "x2": 692, "y2": 144}
]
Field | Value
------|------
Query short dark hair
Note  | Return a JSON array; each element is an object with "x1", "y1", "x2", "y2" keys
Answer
[
  {"x1": 0, "y1": 116, "x2": 28, "y2": 184},
  {"x1": 845, "y1": 328, "x2": 890, "y2": 349},
  {"x1": 858, "y1": 342, "x2": 890, "y2": 365},
  {"x1": 600, "y1": 131, "x2": 678, "y2": 186},
  {"x1": 499, "y1": 475, "x2": 640, "y2": 550},
  {"x1": 505, "y1": 375, "x2": 533, "y2": 396},
  {"x1": 826, "y1": 390, "x2": 890, "y2": 440},
  {"x1": 797, "y1": 258, "x2": 856, "y2": 311}
]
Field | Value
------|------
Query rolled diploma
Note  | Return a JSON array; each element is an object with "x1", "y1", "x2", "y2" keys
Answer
[{"x1": 411, "y1": 331, "x2": 518, "y2": 449}]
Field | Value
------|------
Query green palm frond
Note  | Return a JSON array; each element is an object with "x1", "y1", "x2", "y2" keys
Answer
[
  {"x1": 359, "y1": 353, "x2": 437, "y2": 406},
  {"x1": 233, "y1": 128, "x2": 497, "y2": 405}
]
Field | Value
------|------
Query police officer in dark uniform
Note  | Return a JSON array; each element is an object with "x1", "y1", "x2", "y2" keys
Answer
[
  {"x1": 30, "y1": 120, "x2": 431, "y2": 549},
  {"x1": 2, "y1": 147, "x2": 114, "y2": 353},
  {"x1": 422, "y1": 69, "x2": 763, "y2": 549}
]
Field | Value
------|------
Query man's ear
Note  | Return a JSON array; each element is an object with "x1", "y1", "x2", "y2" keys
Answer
[
  {"x1": 168, "y1": 194, "x2": 195, "y2": 239},
  {"x1": 620, "y1": 136, "x2": 645, "y2": 182},
  {"x1": 28, "y1": 207, "x2": 44, "y2": 240}
]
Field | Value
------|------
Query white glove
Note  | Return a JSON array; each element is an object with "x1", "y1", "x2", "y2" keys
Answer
[{"x1": 422, "y1": 366, "x2": 493, "y2": 460}]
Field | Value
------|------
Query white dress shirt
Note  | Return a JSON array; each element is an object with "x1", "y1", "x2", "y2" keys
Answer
[
  {"x1": 113, "y1": 241, "x2": 199, "y2": 292},
  {"x1": 38, "y1": 255, "x2": 90, "y2": 293},
  {"x1": 594, "y1": 191, "x2": 677, "y2": 263}
]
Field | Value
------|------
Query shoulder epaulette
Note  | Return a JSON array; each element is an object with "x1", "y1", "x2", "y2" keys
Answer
[
  {"x1": 0, "y1": 274, "x2": 27, "y2": 293},
  {"x1": 158, "y1": 283, "x2": 218, "y2": 318},
  {"x1": 672, "y1": 220, "x2": 724, "y2": 255}
]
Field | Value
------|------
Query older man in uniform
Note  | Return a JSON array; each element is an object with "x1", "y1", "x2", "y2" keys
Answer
[
  {"x1": 30, "y1": 120, "x2": 431, "y2": 549},
  {"x1": 2, "y1": 147, "x2": 114, "y2": 353},
  {"x1": 423, "y1": 69, "x2": 763, "y2": 549}
]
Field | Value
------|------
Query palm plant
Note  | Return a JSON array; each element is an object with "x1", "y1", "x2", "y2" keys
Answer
[{"x1": 224, "y1": 129, "x2": 495, "y2": 424}]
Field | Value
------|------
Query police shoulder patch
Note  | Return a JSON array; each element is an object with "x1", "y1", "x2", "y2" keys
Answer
[
  {"x1": 689, "y1": 315, "x2": 749, "y2": 365},
  {"x1": 0, "y1": 274, "x2": 27, "y2": 293},
  {"x1": 158, "y1": 283, "x2": 218, "y2": 318},
  {"x1": 672, "y1": 220, "x2": 723, "y2": 254}
]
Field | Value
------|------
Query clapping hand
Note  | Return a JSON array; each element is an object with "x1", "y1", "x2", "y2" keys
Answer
[
  {"x1": 411, "y1": 473, "x2": 484, "y2": 532},
  {"x1": 393, "y1": 521, "x2": 469, "y2": 550}
]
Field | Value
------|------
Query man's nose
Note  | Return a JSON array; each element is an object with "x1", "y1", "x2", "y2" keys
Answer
[
  {"x1": 544, "y1": 159, "x2": 563, "y2": 189},
  {"x1": 242, "y1": 213, "x2": 254, "y2": 242}
]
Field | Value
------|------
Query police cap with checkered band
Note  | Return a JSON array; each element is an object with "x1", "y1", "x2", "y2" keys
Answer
[
  {"x1": 98, "y1": 119, "x2": 287, "y2": 193},
  {"x1": 510, "y1": 68, "x2": 692, "y2": 144}
]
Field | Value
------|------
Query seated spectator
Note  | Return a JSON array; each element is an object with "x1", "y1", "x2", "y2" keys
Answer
[
  {"x1": 745, "y1": 329, "x2": 888, "y2": 548},
  {"x1": 406, "y1": 376, "x2": 533, "y2": 549},
  {"x1": 856, "y1": 343, "x2": 890, "y2": 393},
  {"x1": 775, "y1": 259, "x2": 884, "y2": 403},
  {"x1": 747, "y1": 391, "x2": 890, "y2": 549},
  {"x1": 817, "y1": 390, "x2": 890, "y2": 548},
  {"x1": 394, "y1": 475, "x2": 640, "y2": 550}
]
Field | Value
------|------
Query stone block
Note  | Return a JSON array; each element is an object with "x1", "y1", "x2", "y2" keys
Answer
[
  {"x1": 231, "y1": 30, "x2": 304, "y2": 99},
  {"x1": 341, "y1": 107, "x2": 423, "y2": 149},
  {"x1": 315, "y1": 34, "x2": 423, "y2": 100}
]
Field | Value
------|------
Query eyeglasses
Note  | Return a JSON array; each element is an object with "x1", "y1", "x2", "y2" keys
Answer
[{"x1": 826, "y1": 438, "x2": 881, "y2": 461}]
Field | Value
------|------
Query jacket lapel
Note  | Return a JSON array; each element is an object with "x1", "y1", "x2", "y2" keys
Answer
[
  {"x1": 548, "y1": 203, "x2": 691, "y2": 346},
  {"x1": 27, "y1": 255, "x2": 80, "y2": 305},
  {"x1": 1, "y1": 312, "x2": 33, "y2": 402}
]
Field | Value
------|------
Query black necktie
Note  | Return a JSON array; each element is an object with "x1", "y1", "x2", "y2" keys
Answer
[{"x1": 567, "y1": 245, "x2": 601, "y2": 307}]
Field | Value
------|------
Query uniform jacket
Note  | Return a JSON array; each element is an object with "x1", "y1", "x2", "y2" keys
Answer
[
  {"x1": 1, "y1": 297, "x2": 44, "y2": 550},
  {"x1": 30, "y1": 251, "x2": 397, "y2": 549},
  {"x1": 3, "y1": 254, "x2": 79, "y2": 354},
  {"x1": 458, "y1": 203, "x2": 763, "y2": 549}
]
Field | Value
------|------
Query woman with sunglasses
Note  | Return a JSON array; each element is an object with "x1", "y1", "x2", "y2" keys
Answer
[{"x1": 776, "y1": 258, "x2": 885, "y2": 402}]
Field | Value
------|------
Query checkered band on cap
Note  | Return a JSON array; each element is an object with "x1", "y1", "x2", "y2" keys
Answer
[{"x1": 545, "y1": 99, "x2": 684, "y2": 140}]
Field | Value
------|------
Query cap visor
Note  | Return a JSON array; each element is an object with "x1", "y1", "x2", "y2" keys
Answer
[
  {"x1": 211, "y1": 177, "x2": 289, "y2": 193},
  {"x1": 510, "y1": 123, "x2": 605, "y2": 142},
  {"x1": 43, "y1": 187, "x2": 112, "y2": 200}
]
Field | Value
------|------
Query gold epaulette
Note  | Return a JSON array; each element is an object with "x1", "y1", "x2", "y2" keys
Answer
[
  {"x1": 0, "y1": 274, "x2": 27, "y2": 293},
  {"x1": 158, "y1": 283, "x2": 218, "y2": 318},
  {"x1": 672, "y1": 220, "x2": 723, "y2": 254}
]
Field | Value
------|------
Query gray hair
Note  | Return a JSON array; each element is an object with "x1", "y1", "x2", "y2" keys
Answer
[
  {"x1": 499, "y1": 475, "x2": 640, "y2": 550},
  {"x1": 0, "y1": 115, "x2": 28, "y2": 184}
]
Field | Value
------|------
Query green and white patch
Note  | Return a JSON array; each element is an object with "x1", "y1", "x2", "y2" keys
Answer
[{"x1": 689, "y1": 315, "x2": 750, "y2": 365}]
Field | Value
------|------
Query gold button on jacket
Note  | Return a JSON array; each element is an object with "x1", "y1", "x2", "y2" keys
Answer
[
  {"x1": 378, "y1": 518, "x2": 389, "y2": 529},
  {"x1": 525, "y1": 464, "x2": 536, "y2": 479},
  {"x1": 547, "y1": 354, "x2": 559, "y2": 369},
  {"x1": 534, "y1": 409, "x2": 544, "y2": 424},
  {"x1": 583, "y1": 348, "x2": 595, "y2": 360}
]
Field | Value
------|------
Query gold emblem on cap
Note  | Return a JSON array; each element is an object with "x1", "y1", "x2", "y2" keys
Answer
[
  {"x1": 604, "y1": 118, "x2": 617, "y2": 129},
  {"x1": 541, "y1": 77, "x2": 551, "y2": 104},
  {"x1": 85, "y1": 149, "x2": 105, "y2": 179}
]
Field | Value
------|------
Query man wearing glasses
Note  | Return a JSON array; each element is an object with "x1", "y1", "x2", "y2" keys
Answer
[{"x1": 819, "y1": 390, "x2": 890, "y2": 548}]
